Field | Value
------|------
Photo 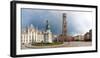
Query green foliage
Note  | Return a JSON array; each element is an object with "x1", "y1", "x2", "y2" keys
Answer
[{"x1": 32, "y1": 42, "x2": 63, "y2": 46}]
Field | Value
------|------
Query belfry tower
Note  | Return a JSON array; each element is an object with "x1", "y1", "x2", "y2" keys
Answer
[{"x1": 62, "y1": 13, "x2": 67, "y2": 42}]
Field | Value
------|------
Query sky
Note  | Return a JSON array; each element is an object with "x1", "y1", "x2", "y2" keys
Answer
[{"x1": 21, "y1": 8, "x2": 93, "y2": 36}]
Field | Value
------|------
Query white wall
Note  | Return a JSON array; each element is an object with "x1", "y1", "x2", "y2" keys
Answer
[{"x1": 0, "y1": 0, "x2": 99, "y2": 58}]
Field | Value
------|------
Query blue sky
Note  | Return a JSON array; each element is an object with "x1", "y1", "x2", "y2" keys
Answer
[{"x1": 21, "y1": 8, "x2": 93, "y2": 36}]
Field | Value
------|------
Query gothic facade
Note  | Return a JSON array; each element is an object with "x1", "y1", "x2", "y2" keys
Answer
[{"x1": 21, "y1": 20, "x2": 53, "y2": 45}]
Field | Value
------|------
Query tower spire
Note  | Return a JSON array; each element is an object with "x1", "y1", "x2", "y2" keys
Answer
[{"x1": 45, "y1": 20, "x2": 50, "y2": 31}]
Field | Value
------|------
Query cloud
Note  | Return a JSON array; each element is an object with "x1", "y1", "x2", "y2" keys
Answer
[
  {"x1": 21, "y1": 8, "x2": 93, "y2": 36},
  {"x1": 67, "y1": 12, "x2": 92, "y2": 36}
]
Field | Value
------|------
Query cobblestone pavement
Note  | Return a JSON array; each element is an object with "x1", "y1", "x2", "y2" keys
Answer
[
  {"x1": 21, "y1": 41, "x2": 92, "y2": 49},
  {"x1": 63, "y1": 41, "x2": 92, "y2": 47}
]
